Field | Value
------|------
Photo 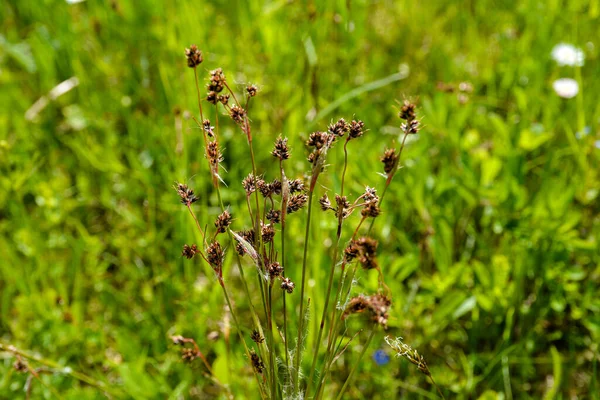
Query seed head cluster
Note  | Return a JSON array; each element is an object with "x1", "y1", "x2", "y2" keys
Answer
[
  {"x1": 344, "y1": 237, "x2": 379, "y2": 270},
  {"x1": 246, "y1": 84, "x2": 258, "y2": 97},
  {"x1": 174, "y1": 183, "x2": 198, "y2": 206},
  {"x1": 266, "y1": 209, "x2": 281, "y2": 224},
  {"x1": 214, "y1": 210, "x2": 233, "y2": 234},
  {"x1": 281, "y1": 277, "x2": 295, "y2": 293},
  {"x1": 272, "y1": 137, "x2": 290, "y2": 160},
  {"x1": 381, "y1": 148, "x2": 398, "y2": 175},
  {"x1": 185, "y1": 45, "x2": 203, "y2": 68},
  {"x1": 207, "y1": 241, "x2": 224, "y2": 280},
  {"x1": 287, "y1": 193, "x2": 308, "y2": 214},
  {"x1": 182, "y1": 244, "x2": 198, "y2": 259},
  {"x1": 348, "y1": 119, "x2": 365, "y2": 139},
  {"x1": 229, "y1": 105, "x2": 247, "y2": 125},
  {"x1": 203, "y1": 119, "x2": 215, "y2": 137},
  {"x1": 250, "y1": 330, "x2": 264, "y2": 344},
  {"x1": 328, "y1": 118, "x2": 350, "y2": 137},
  {"x1": 250, "y1": 349, "x2": 265, "y2": 374},
  {"x1": 343, "y1": 293, "x2": 391, "y2": 327}
]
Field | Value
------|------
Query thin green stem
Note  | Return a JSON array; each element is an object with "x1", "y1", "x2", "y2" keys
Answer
[
  {"x1": 428, "y1": 375, "x2": 446, "y2": 399},
  {"x1": 295, "y1": 189, "x2": 315, "y2": 392},
  {"x1": 215, "y1": 183, "x2": 267, "y2": 356},
  {"x1": 193, "y1": 67, "x2": 205, "y2": 122},
  {"x1": 367, "y1": 130, "x2": 409, "y2": 234},
  {"x1": 306, "y1": 240, "x2": 339, "y2": 397},
  {"x1": 268, "y1": 284, "x2": 276, "y2": 400},
  {"x1": 334, "y1": 329, "x2": 376, "y2": 400},
  {"x1": 279, "y1": 163, "x2": 291, "y2": 384},
  {"x1": 307, "y1": 140, "x2": 353, "y2": 396},
  {"x1": 221, "y1": 284, "x2": 268, "y2": 399}
]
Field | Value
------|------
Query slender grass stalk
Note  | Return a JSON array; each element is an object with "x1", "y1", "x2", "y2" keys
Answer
[
  {"x1": 279, "y1": 162, "x2": 291, "y2": 384},
  {"x1": 366, "y1": 129, "x2": 410, "y2": 234},
  {"x1": 294, "y1": 189, "x2": 315, "y2": 392},
  {"x1": 221, "y1": 283, "x2": 268, "y2": 399},
  {"x1": 193, "y1": 67, "x2": 205, "y2": 122},
  {"x1": 334, "y1": 328, "x2": 376, "y2": 400},
  {"x1": 306, "y1": 139, "x2": 350, "y2": 397},
  {"x1": 268, "y1": 284, "x2": 276, "y2": 400},
  {"x1": 428, "y1": 375, "x2": 445, "y2": 399},
  {"x1": 315, "y1": 216, "x2": 366, "y2": 396}
]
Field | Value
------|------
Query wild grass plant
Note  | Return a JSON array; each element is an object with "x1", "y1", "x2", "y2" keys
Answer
[{"x1": 169, "y1": 45, "x2": 435, "y2": 399}]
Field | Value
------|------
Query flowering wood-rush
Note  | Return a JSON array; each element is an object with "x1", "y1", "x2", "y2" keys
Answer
[{"x1": 172, "y1": 45, "x2": 430, "y2": 400}]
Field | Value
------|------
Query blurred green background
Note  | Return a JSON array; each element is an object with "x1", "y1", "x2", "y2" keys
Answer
[{"x1": 1, "y1": 0, "x2": 599, "y2": 398}]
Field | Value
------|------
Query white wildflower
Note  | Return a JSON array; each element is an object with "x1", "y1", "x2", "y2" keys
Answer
[
  {"x1": 551, "y1": 43, "x2": 585, "y2": 67},
  {"x1": 552, "y1": 78, "x2": 579, "y2": 99}
]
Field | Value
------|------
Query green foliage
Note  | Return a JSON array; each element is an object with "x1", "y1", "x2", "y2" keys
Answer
[{"x1": 1, "y1": 0, "x2": 599, "y2": 398}]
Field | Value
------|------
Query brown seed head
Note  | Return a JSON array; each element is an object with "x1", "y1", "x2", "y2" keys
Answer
[
  {"x1": 185, "y1": 45, "x2": 203, "y2": 68},
  {"x1": 214, "y1": 210, "x2": 232, "y2": 234},
  {"x1": 343, "y1": 293, "x2": 391, "y2": 328},
  {"x1": 261, "y1": 224, "x2": 276, "y2": 243},
  {"x1": 206, "y1": 141, "x2": 223, "y2": 167},
  {"x1": 307, "y1": 131, "x2": 328, "y2": 149},
  {"x1": 342, "y1": 295, "x2": 369, "y2": 319},
  {"x1": 272, "y1": 136, "x2": 290, "y2": 160},
  {"x1": 358, "y1": 237, "x2": 378, "y2": 254},
  {"x1": 203, "y1": 119, "x2": 215, "y2": 137},
  {"x1": 363, "y1": 187, "x2": 378, "y2": 203},
  {"x1": 348, "y1": 119, "x2": 365, "y2": 139},
  {"x1": 13, "y1": 357, "x2": 28, "y2": 373},
  {"x1": 268, "y1": 261, "x2": 283, "y2": 279},
  {"x1": 246, "y1": 84, "x2": 258, "y2": 97},
  {"x1": 229, "y1": 105, "x2": 247, "y2": 124},
  {"x1": 381, "y1": 148, "x2": 398, "y2": 175},
  {"x1": 335, "y1": 195, "x2": 350, "y2": 212},
  {"x1": 181, "y1": 347, "x2": 201, "y2": 362},
  {"x1": 206, "y1": 241, "x2": 224, "y2": 274},
  {"x1": 182, "y1": 244, "x2": 198, "y2": 259},
  {"x1": 328, "y1": 118, "x2": 350, "y2": 137},
  {"x1": 266, "y1": 209, "x2": 281, "y2": 224},
  {"x1": 207, "y1": 91, "x2": 218, "y2": 104},
  {"x1": 250, "y1": 349, "x2": 265, "y2": 374},
  {"x1": 242, "y1": 173, "x2": 258, "y2": 195},
  {"x1": 345, "y1": 237, "x2": 378, "y2": 269},
  {"x1": 250, "y1": 330, "x2": 264, "y2": 344},
  {"x1": 271, "y1": 179, "x2": 282, "y2": 195},
  {"x1": 401, "y1": 119, "x2": 420, "y2": 134},
  {"x1": 362, "y1": 201, "x2": 381, "y2": 218},
  {"x1": 174, "y1": 182, "x2": 199, "y2": 206},
  {"x1": 208, "y1": 68, "x2": 225, "y2": 92},
  {"x1": 289, "y1": 179, "x2": 305, "y2": 193},
  {"x1": 258, "y1": 180, "x2": 272, "y2": 198},
  {"x1": 344, "y1": 240, "x2": 360, "y2": 262},
  {"x1": 319, "y1": 194, "x2": 332, "y2": 211},
  {"x1": 399, "y1": 100, "x2": 416, "y2": 121},
  {"x1": 287, "y1": 193, "x2": 308, "y2": 214},
  {"x1": 281, "y1": 277, "x2": 295, "y2": 293},
  {"x1": 369, "y1": 293, "x2": 391, "y2": 327},
  {"x1": 218, "y1": 93, "x2": 230, "y2": 105}
]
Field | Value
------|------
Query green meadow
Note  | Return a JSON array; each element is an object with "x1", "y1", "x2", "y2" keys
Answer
[{"x1": 1, "y1": 0, "x2": 599, "y2": 398}]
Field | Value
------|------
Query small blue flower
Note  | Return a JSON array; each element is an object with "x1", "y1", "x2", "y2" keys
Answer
[{"x1": 373, "y1": 349, "x2": 390, "y2": 366}]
